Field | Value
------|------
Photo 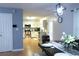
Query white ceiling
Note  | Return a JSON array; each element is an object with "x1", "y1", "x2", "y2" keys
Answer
[
  {"x1": 0, "y1": 3, "x2": 75, "y2": 17},
  {"x1": 0, "y1": 3, "x2": 57, "y2": 16}
]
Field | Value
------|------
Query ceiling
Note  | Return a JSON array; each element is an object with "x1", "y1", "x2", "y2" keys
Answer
[
  {"x1": 0, "y1": 3, "x2": 74, "y2": 21},
  {"x1": 0, "y1": 3, "x2": 57, "y2": 16}
]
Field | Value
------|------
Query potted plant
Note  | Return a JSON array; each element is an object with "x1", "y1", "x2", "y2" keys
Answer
[{"x1": 61, "y1": 32, "x2": 78, "y2": 50}]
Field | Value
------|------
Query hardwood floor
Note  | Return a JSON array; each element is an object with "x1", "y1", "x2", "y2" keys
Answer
[
  {"x1": 0, "y1": 36, "x2": 42, "y2": 56},
  {"x1": 23, "y1": 36, "x2": 42, "y2": 56}
]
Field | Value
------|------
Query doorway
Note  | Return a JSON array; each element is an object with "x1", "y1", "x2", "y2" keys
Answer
[{"x1": 23, "y1": 19, "x2": 41, "y2": 55}]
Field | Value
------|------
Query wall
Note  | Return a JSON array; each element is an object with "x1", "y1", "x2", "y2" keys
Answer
[
  {"x1": 48, "y1": 20, "x2": 53, "y2": 42},
  {"x1": 52, "y1": 4, "x2": 73, "y2": 41},
  {"x1": 0, "y1": 8, "x2": 23, "y2": 50},
  {"x1": 13, "y1": 9, "x2": 23, "y2": 49},
  {"x1": 71, "y1": 4, "x2": 79, "y2": 38},
  {"x1": 73, "y1": 9, "x2": 79, "y2": 38}
]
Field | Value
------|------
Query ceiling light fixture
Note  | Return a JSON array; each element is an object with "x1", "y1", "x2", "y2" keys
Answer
[
  {"x1": 26, "y1": 16, "x2": 37, "y2": 20},
  {"x1": 40, "y1": 17, "x2": 47, "y2": 20},
  {"x1": 56, "y1": 3, "x2": 66, "y2": 23},
  {"x1": 56, "y1": 3, "x2": 66, "y2": 16}
]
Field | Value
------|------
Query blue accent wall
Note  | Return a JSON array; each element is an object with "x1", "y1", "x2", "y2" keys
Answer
[
  {"x1": 13, "y1": 9, "x2": 23, "y2": 49},
  {"x1": 0, "y1": 7, "x2": 23, "y2": 49}
]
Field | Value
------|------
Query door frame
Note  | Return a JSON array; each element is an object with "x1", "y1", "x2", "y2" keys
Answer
[{"x1": 0, "y1": 13, "x2": 13, "y2": 52}]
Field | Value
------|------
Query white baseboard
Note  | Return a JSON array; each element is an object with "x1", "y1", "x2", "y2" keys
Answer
[{"x1": 12, "y1": 48, "x2": 24, "y2": 52}]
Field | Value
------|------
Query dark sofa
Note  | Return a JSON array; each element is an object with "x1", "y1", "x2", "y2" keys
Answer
[{"x1": 73, "y1": 40, "x2": 79, "y2": 50}]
